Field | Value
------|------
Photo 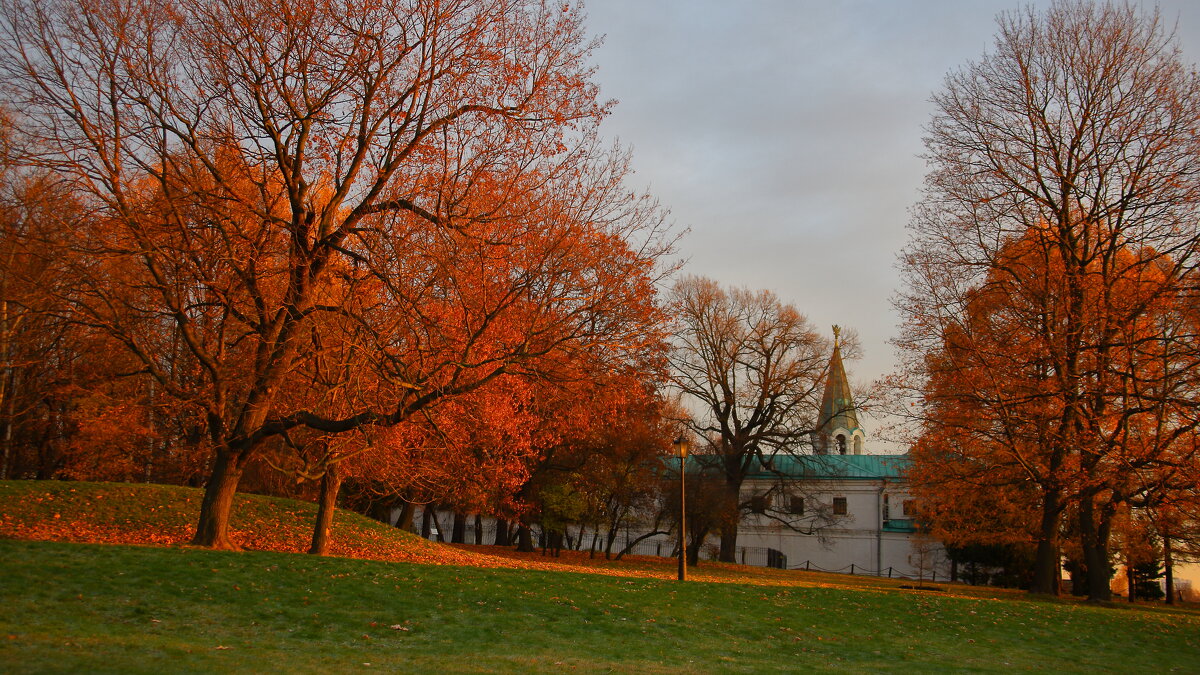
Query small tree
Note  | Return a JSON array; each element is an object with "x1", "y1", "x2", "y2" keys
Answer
[
  {"x1": 908, "y1": 531, "x2": 942, "y2": 588},
  {"x1": 1132, "y1": 560, "x2": 1166, "y2": 601}
]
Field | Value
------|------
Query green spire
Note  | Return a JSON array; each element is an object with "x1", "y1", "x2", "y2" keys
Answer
[{"x1": 819, "y1": 325, "x2": 859, "y2": 435}]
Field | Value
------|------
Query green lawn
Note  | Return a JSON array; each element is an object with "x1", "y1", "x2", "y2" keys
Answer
[{"x1": 2, "y1": 538, "x2": 1198, "y2": 673}]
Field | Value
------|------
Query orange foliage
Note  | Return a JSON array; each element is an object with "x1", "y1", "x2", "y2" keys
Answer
[{"x1": 909, "y1": 224, "x2": 1200, "y2": 561}]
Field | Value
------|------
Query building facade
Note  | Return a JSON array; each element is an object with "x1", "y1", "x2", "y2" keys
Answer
[
  {"x1": 722, "y1": 328, "x2": 945, "y2": 577},
  {"x1": 682, "y1": 327, "x2": 946, "y2": 578},
  {"x1": 410, "y1": 328, "x2": 948, "y2": 579}
]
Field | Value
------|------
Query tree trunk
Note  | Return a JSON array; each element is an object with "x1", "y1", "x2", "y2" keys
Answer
[
  {"x1": 308, "y1": 463, "x2": 343, "y2": 555},
  {"x1": 420, "y1": 505, "x2": 434, "y2": 539},
  {"x1": 604, "y1": 527, "x2": 618, "y2": 560},
  {"x1": 718, "y1": 528, "x2": 739, "y2": 563},
  {"x1": 474, "y1": 514, "x2": 483, "y2": 545},
  {"x1": 395, "y1": 501, "x2": 416, "y2": 531},
  {"x1": 0, "y1": 297, "x2": 12, "y2": 481},
  {"x1": 718, "y1": 480, "x2": 739, "y2": 563},
  {"x1": 1164, "y1": 534, "x2": 1176, "y2": 605},
  {"x1": 1067, "y1": 559, "x2": 1087, "y2": 597},
  {"x1": 493, "y1": 519, "x2": 509, "y2": 546},
  {"x1": 0, "y1": 375, "x2": 13, "y2": 480},
  {"x1": 191, "y1": 449, "x2": 247, "y2": 550},
  {"x1": 1030, "y1": 492, "x2": 1062, "y2": 595},
  {"x1": 451, "y1": 511, "x2": 466, "y2": 544},
  {"x1": 516, "y1": 523, "x2": 535, "y2": 552},
  {"x1": 1127, "y1": 562, "x2": 1136, "y2": 602},
  {"x1": 1079, "y1": 497, "x2": 1113, "y2": 602},
  {"x1": 687, "y1": 530, "x2": 705, "y2": 566}
]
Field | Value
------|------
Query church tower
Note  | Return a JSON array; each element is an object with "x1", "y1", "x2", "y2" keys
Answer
[{"x1": 813, "y1": 325, "x2": 866, "y2": 455}]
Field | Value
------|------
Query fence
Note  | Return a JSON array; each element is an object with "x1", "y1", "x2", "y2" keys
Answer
[
  {"x1": 410, "y1": 518, "x2": 939, "y2": 579},
  {"x1": 413, "y1": 518, "x2": 789, "y2": 569},
  {"x1": 791, "y1": 560, "x2": 935, "y2": 581}
]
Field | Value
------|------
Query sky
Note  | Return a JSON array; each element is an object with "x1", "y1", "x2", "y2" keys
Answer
[{"x1": 582, "y1": 1, "x2": 1200, "y2": 451}]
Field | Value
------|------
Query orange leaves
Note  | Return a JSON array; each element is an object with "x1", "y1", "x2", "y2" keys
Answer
[{"x1": 0, "y1": 0, "x2": 672, "y2": 550}]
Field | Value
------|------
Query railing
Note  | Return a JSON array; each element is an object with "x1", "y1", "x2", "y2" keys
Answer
[
  {"x1": 792, "y1": 560, "x2": 938, "y2": 581},
  {"x1": 416, "y1": 522, "x2": 790, "y2": 569}
]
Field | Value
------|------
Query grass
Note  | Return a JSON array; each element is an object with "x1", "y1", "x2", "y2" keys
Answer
[{"x1": 1, "y1": 481, "x2": 1199, "y2": 673}]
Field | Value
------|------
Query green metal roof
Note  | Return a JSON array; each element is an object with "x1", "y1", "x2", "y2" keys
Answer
[
  {"x1": 818, "y1": 339, "x2": 861, "y2": 434},
  {"x1": 684, "y1": 453, "x2": 910, "y2": 480},
  {"x1": 882, "y1": 518, "x2": 917, "y2": 533},
  {"x1": 750, "y1": 454, "x2": 909, "y2": 480}
]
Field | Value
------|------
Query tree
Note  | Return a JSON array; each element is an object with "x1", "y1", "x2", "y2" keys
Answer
[
  {"x1": 668, "y1": 276, "x2": 832, "y2": 562},
  {"x1": 897, "y1": 1, "x2": 1200, "y2": 598},
  {"x1": 562, "y1": 379, "x2": 674, "y2": 559},
  {"x1": 0, "y1": 0, "x2": 670, "y2": 549}
]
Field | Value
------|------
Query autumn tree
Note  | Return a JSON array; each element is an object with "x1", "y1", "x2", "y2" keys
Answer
[
  {"x1": 668, "y1": 276, "x2": 833, "y2": 562},
  {"x1": 0, "y1": 113, "x2": 170, "y2": 483},
  {"x1": 0, "y1": 0, "x2": 670, "y2": 549},
  {"x1": 496, "y1": 357, "x2": 668, "y2": 553},
  {"x1": 897, "y1": 1, "x2": 1200, "y2": 598},
  {"x1": 575, "y1": 384, "x2": 677, "y2": 559}
]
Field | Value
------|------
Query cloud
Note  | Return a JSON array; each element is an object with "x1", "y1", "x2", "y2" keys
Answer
[{"x1": 584, "y1": 0, "x2": 1200, "y2": 450}]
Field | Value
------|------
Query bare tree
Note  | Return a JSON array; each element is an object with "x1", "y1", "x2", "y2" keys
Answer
[{"x1": 667, "y1": 276, "x2": 834, "y2": 562}]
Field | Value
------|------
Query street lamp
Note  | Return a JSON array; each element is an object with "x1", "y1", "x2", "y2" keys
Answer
[{"x1": 673, "y1": 436, "x2": 690, "y2": 581}]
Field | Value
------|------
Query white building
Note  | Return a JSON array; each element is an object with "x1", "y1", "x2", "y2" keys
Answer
[
  {"x1": 410, "y1": 328, "x2": 949, "y2": 579},
  {"x1": 687, "y1": 327, "x2": 948, "y2": 579}
]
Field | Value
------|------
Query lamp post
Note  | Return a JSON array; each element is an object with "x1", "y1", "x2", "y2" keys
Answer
[{"x1": 674, "y1": 436, "x2": 690, "y2": 581}]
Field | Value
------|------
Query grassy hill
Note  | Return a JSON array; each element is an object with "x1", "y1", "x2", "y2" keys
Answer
[
  {"x1": 0, "y1": 479, "x2": 480, "y2": 565},
  {"x1": 2, "y1": 481, "x2": 1199, "y2": 673}
]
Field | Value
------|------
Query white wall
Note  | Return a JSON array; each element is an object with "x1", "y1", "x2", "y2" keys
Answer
[{"x1": 736, "y1": 477, "x2": 949, "y2": 579}]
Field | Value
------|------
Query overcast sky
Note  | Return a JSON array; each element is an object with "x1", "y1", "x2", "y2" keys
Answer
[{"x1": 583, "y1": 0, "x2": 1200, "y2": 449}]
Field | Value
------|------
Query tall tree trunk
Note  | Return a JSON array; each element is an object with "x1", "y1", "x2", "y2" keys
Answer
[
  {"x1": 719, "y1": 528, "x2": 739, "y2": 563},
  {"x1": 516, "y1": 523, "x2": 535, "y2": 552},
  {"x1": 474, "y1": 514, "x2": 483, "y2": 545},
  {"x1": 1164, "y1": 534, "x2": 1176, "y2": 605},
  {"x1": 395, "y1": 501, "x2": 416, "y2": 531},
  {"x1": 686, "y1": 529, "x2": 705, "y2": 566},
  {"x1": 718, "y1": 481, "x2": 739, "y2": 563},
  {"x1": 431, "y1": 510, "x2": 445, "y2": 542},
  {"x1": 493, "y1": 519, "x2": 509, "y2": 546},
  {"x1": 420, "y1": 505, "x2": 434, "y2": 539},
  {"x1": 308, "y1": 463, "x2": 343, "y2": 555},
  {"x1": 604, "y1": 527, "x2": 618, "y2": 560},
  {"x1": 192, "y1": 449, "x2": 247, "y2": 550},
  {"x1": 0, "y1": 297, "x2": 10, "y2": 481},
  {"x1": 0, "y1": 374, "x2": 13, "y2": 480},
  {"x1": 1079, "y1": 497, "x2": 1113, "y2": 602},
  {"x1": 143, "y1": 378, "x2": 156, "y2": 483},
  {"x1": 1031, "y1": 492, "x2": 1062, "y2": 595},
  {"x1": 451, "y1": 511, "x2": 466, "y2": 544}
]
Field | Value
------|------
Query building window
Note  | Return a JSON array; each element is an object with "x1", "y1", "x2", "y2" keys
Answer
[
  {"x1": 833, "y1": 496, "x2": 847, "y2": 516},
  {"x1": 836, "y1": 434, "x2": 847, "y2": 455},
  {"x1": 789, "y1": 496, "x2": 805, "y2": 515},
  {"x1": 903, "y1": 499, "x2": 917, "y2": 517},
  {"x1": 882, "y1": 494, "x2": 890, "y2": 521},
  {"x1": 749, "y1": 495, "x2": 771, "y2": 514}
]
